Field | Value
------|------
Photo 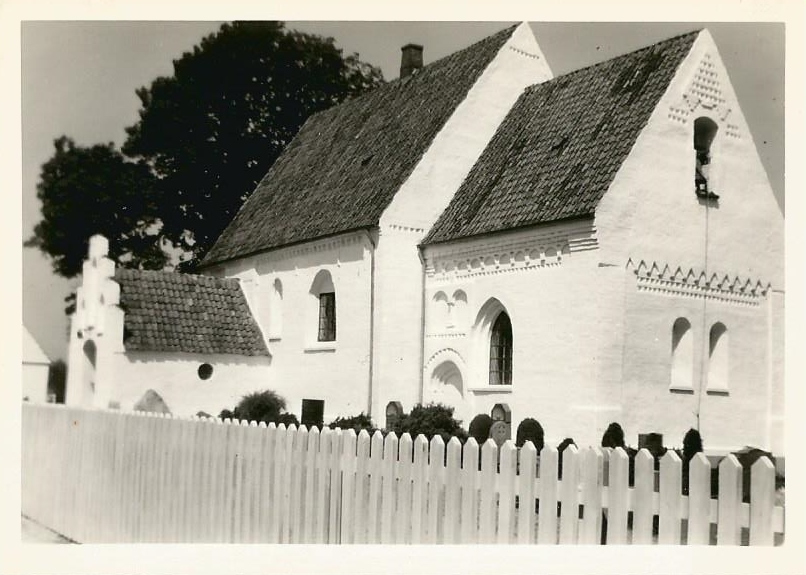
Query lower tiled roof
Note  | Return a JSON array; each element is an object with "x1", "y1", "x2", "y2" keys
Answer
[
  {"x1": 115, "y1": 269, "x2": 268, "y2": 356},
  {"x1": 424, "y1": 30, "x2": 700, "y2": 244}
]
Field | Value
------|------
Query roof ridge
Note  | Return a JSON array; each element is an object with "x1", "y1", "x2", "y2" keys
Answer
[
  {"x1": 301, "y1": 23, "x2": 519, "y2": 125},
  {"x1": 115, "y1": 267, "x2": 239, "y2": 285},
  {"x1": 523, "y1": 28, "x2": 702, "y2": 94}
]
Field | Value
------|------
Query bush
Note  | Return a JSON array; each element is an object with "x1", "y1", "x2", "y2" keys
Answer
[
  {"x1": 393, "y1": 403, "x2": 467, "y2": 443},
  {"x1": 329, "y1": 413, "x2": 376, "y2": 434},
  {"x1": 682, "y1": 428, "x2": 703, "y2": 462},
  {"x1": 468, "y1": 414, "x2": 494, "y2": 444},
  {"x1": 219, "y1": 408, "x2": 236, "y2": 420},
  {"x1": 277, "y1": 412, "x2": 300, "y2": 427},
  {"x1": 516, "y1": 418, "x2": 544, "y2": 451},
  {"x1": 601, "y1": 422, "x2": 626, "y2": 449},
  {"x1": 557, "y1": 437, "x2": 576, "y2": 453},
  {"x1": 236, "y1": 390, "x2": 286, "y2": 423}
]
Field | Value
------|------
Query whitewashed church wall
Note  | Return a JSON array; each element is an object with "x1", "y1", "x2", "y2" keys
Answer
[
  {"x1": 206, "y1": 231, "x2": 374, "y2": 422},
  {"x1": 619, "y1": 275, "x2": 775, "y2": 453},
  {"x1": 421, "y1": 222, "x2": 617, "y2": 447},
  {"x1": 593, "y1": 30, "x2": 784, "y2": 454},
  {"x1": 381, "y1": 22, "x2": 553, "y2": 234},
  {"x1": 370, "y1": 226, "x2": 427, "y2": 419},
  {"x1": 110, "y1": 352, "x2": 272, "y2": 417},
  {"x1": 595, "y1": 30, "x2": 783, "y2": 288}
]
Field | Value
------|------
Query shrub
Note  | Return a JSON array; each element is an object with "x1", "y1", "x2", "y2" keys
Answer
[
  {"x1": 682, "y1": 428, "x2": 703, "y2": 462},
  {"x1": 218, "y1": 408, "x2": 236, "y2": 420},
  {"x1": 235, "y1": 390, "x2": 286, "y2": 423},
  {"x1": 516, "y1": 418, "x2": 544, "y2": 451},
  {"x1": 393, "y1": 403, "x2": 467, "y2": 443},
  {"x1": 277, "y1": 412, "x2": 300, "y2": 427},
  {"x1": 601, "y1": 422, "x2": 626, "y2": 449},
  {"x1": 468, "y1": 414, "x2": 494, "y2": 444},
  {"x1": 329, "y1": 413, "x2": 376, "y2": 434}
]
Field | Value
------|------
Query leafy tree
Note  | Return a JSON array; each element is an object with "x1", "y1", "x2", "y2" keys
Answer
[
  {"x1": 26, "y1": 137, "x2": 167, "y2": 277},
  {"x1": 122, "y1": 21, "x2": 385, "y2": 269},
  {"x1": 28, "y1": 22, "x2": 384, "y2": 276}
]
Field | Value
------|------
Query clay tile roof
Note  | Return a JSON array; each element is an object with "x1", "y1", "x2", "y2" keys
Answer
[
  {"x1": 201, "y1": 24, "x2": 518, "y2": 267},
  {"x1": 115, "y1": 269, "x2": 268, "y2": 356},
  {"x1": 424, "y1": 30, "x2": 700, "y2": 245}
]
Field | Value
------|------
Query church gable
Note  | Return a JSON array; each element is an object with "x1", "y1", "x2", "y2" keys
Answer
[
  {"x1": 423, "y1": 30, "x2": 699, "y2": 245},
  {"x1": 202, "y1": 24, "x2": 520, "y2": 267}
]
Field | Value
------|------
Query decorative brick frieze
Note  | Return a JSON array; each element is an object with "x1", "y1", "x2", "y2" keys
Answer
[
  {"x1": 629, "y1": 259, "x2": 768, "y2": 306},
  {"x1": 424, "y1": 221, "x2": 597, "y2": 283}
]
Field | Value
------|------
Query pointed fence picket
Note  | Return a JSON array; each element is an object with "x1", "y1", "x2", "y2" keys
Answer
[{"x1": 21, "y1": 404, "x2": 785, "y2": 545}]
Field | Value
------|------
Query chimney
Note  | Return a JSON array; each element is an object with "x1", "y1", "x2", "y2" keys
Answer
[{"x1": 400, "y1": 43, "x2": 423, "y2": 78}]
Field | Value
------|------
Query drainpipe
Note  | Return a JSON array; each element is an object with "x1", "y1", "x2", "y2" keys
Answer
[{"x1": 362, "y1": 229, "x2": 377, "y2": 417}]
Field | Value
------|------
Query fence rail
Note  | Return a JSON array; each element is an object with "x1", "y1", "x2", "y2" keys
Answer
[{"x1": 21, "y1": 404, "x2": 784, "y2": 544}]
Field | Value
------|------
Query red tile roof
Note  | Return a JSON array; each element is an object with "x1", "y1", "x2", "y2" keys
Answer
[{"x1": 116, "y1": 269, "x2": 268, "y2": 356}]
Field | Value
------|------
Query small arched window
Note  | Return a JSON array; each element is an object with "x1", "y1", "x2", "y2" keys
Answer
[
  {"x1": 670, "y1": 318, "x2": 693, "y2": 390},
  {"x1": 489, "y1": 312, "x2": 513, "y2": 386},
  {"x1": 707, "y1": 322, "x2": 729, "y2": 393},
  {"x1": 310, "y1": 270, "x2": 336, "y2": 342},
  {"x1": 694, "y1": 117, "x2": 719, "y2": 199}
]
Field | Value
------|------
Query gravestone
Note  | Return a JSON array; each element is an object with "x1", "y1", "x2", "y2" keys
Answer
[
  {"x1": 490, "y1": 420, "x2": 509, "y2": 447},
  {"x1": 385, "y1": 401, "x2": 404, "y2": 429}
]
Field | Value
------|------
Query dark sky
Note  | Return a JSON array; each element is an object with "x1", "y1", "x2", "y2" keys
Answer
[{"x1": 20, "y1": 21, "x2": 784, "y2": 361}]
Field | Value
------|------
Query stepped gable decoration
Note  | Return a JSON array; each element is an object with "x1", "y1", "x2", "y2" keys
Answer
[
  {"x1": 202, "y1": 25, "x2": 518, "y2": 267},
  {"x1": 424, "y1": 30, "x2": 699, "y2": 245},
  {"x1": 115, "y1": 268, "x2": 269, "y2": 356}
]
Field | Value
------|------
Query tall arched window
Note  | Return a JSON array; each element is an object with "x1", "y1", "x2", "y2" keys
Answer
[
  {"x1": 707, "y1": 322, "x2": 729, "y2": 393},
  {"x1": 489, "y1": 313, "x2": 513, "y2": 386},
  {"x1": 694, "y1": 117, "x2": 719, "y2": 199},
  {"x1": 670, "y1": 318, "x2": 693, "y2": 390},
  {"x1": 310, "y1": 270, "x2": 336, "y2": 342}
]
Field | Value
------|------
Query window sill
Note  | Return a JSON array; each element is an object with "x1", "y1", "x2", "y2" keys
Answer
[
  {"x1": 669, "y1": 386, "x2": 695, "y2": 394},
  {"x1": 268, "y1": 336, "x2": 282, "y2": 342},
  {"x1": 467, "y1": 386, "x2": 513, "y2": 394},
  {"x1": 706, "y1": 388, "x2": 729, "y2": 396},
  {"x1": 303, "y1": 341, "x2": 337, "y2": 353}
]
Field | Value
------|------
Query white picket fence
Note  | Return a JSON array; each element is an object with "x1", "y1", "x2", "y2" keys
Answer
[{"x1": 21, "y1": 403, "x2": 784, "y2": 544}]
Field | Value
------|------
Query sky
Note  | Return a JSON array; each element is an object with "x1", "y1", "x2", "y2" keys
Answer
[{"x1": 19, "y1": 21, "x2": 785, "y2": 362}]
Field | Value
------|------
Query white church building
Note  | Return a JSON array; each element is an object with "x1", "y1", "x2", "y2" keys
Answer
[{"x1": 66, "y1": 23, "x2": 784, "y2": 453}]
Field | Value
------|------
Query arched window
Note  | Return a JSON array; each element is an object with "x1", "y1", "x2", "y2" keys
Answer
[
  {"x1": 310, "y1": 270, "x2": 336, "y2": 342},
  {"x1": 707, "y1": 322, "x2": 729, "y2": 393},
  {"x1": 489, "y1": 313, "x2": 513, "y2": 386},
  {"x1": 694, "y1": 117, "x2": 719, "y2": 199},
  {"x1": 670, "y1": 318, "x2": 693, "y2": 390}
]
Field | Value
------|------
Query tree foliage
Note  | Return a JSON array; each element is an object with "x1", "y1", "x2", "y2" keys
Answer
[
  {"x1": 122, "y1": 21, "x2": 384, "y2": 269},
  {"x1": 226, "y1": 389, "x2": 287, "y2": 424},
  {"x1": 28, "y1": 21, "x2": 385, "y2": 277},
  {"x1": 26, "y1": 137, "x2": 167, "y2": 277}
]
